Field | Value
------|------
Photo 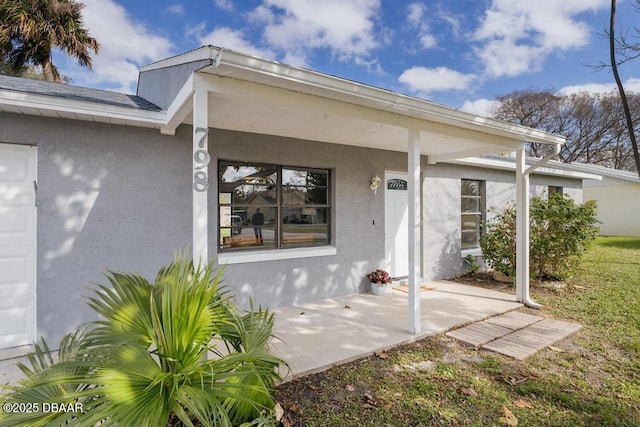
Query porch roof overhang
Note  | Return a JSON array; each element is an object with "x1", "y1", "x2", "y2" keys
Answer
[{"x1": 158, "y1": 46, "x2": 565, "y2": 160}]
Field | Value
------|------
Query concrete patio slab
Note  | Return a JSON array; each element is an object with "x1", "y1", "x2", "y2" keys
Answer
[
  {"x1": 270, "y1": 280, "x2": 522, "y2": 380},
  {"x1": 0, "y1": 281, "x2": 522, "y2": 385}
]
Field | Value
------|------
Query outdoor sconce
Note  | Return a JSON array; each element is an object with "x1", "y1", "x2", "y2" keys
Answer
[{"x1": 370, "y1": 175, "x2": 382, "y2": 194}]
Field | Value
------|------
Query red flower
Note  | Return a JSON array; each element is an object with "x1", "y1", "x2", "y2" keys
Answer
[{"x1": 367, "y1": 269, "x2": 392, "y2": 285}]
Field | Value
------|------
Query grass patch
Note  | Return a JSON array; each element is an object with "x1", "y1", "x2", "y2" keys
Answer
[{"x1": 275, "y1": 237, "x2": 640, "y2": 426}]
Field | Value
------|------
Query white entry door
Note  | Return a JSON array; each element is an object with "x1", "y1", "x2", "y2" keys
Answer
[
  {"x1": 385, "y1": 172, "x2": 409, "y2": 278},
  {"x1": 0, "y1": 144, "x2": 37, "y2": 349}
]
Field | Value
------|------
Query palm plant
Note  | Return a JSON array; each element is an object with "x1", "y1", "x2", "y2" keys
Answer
[
  {"x1": 0, "y1": 257, "x2": 285, "y2": 426},
  {"x1": 0, "y1": 0, "x2": 99, "y2": 81}
]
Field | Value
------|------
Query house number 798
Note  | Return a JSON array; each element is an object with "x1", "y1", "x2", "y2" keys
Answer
[{"x1": 193, "y1": 127, "x2": 210, "y2": 192}]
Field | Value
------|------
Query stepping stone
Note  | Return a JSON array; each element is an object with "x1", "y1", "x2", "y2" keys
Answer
[
  {"x1": 446, "y1": 322, "x2": 512, "y2": 347},
  {"x1": 481, "y1": 319, "x2": 582, "y2": 360},
  {"x1": 484, "y1": 311, "x2": 543, "y2": 330}
]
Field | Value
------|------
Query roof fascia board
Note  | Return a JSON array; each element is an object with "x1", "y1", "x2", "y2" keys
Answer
[
  {"x1": 161, "y1": 74, "x2": 195, "y2": 135},
  {"x1": 139, "y1": 46, "x2": 214, "y2": 73},
  {"x1": 446, "y1": 157, "x2": 602, "y2": 180},
  {"x1": 428, "y1": 145, "x2": 525, "y2": 164},
  {"x1": 210, "y1": 48, "x2": 565, "y2": 146},
  {"x1": 0, "y1": 89, "x2": 166, "y2": 125},
  {"x1": 556, "y1": 162, "x2": 640, "y2": 183}
]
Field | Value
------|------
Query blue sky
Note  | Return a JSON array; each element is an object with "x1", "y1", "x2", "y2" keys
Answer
[{"x1": 54, "y1": 0, "x2": 640, "y2": 116}]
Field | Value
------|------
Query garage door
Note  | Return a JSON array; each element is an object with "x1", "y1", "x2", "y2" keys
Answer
[{"x1": 0, "y1": 144, "x2": 37, "y2": 349}]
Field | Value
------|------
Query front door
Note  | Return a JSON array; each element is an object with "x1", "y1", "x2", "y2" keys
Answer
[
  {"x1": 384, "y1": 172, "x2": 408, "y2": 278},
  {"x1": 0, "y1": 144, "x2": 37, "y2": 349}
]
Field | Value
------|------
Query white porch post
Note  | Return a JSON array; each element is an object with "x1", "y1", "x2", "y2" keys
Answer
[
  {"x1": 515, "y1": 148, "x2": 530, "y2": 305},
  {"x1": 515, "y1": 148, "x2": 544, "y2": 308},
  {"x1": 192, "y1": 84, "x2": 209, "y2": 265},
  {"x1": 408, "y1": 128, "x2": 421, "y2": 335}
]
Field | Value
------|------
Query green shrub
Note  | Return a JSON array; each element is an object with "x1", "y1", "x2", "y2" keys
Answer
[
  {"x1": 0, "y1": 257, "x2": 285, "y2": 427},
  {"x1": 480, "y1": 193, "x2": 599, "y2": 281},
  {"x1": 480, "y1": 202, "x2": 518, "y2": 279},
  {"x1": 464, "y1": 254, "x2": 481, "y2": 273}
]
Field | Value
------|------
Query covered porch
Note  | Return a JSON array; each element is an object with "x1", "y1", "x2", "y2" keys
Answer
[
  {"x1": 269, "y1": 280, "x2": 521, "y2": 380},
  {"x1": 144, "y1": 46, "x2": 567, "y2": 334}
]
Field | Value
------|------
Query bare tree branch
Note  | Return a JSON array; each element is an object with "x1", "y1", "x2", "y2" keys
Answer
[{"x1": 610, "y1": 0, "x2": 640, "y2": 178}]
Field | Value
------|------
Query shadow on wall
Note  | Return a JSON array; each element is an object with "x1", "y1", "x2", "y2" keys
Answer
[
  {"x1": 38, "y1": 150, "x2": 108, "y2": 344},
  {"x1": 37, "y1": 127, "x2": 192, "y2": 345},
  {"x1": 432, "y1": 231, "x2": 464, "y2": 280},
  {"x1": 224, "y1": 257, "x2": 382, "y2": 311}
]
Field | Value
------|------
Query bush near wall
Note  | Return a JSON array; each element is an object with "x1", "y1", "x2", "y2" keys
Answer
[{"x1": 481, "y1": 193, "x2": 599, "y2": 281}]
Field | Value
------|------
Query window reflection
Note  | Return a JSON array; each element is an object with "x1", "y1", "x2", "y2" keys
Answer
[{"x1": 219, "y1": 161, "x2": 331, "y2": 251}]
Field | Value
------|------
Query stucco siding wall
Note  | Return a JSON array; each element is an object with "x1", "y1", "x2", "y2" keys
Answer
[
  {"x1": 423, "y1": 163, "x2": 516, "y2": 280},
  {"x1": 136, "y1": 60, "x2": 211, "y2": 109},
  {"x1": 530, "y1": 174, "x2": 583, "y2": 202},
  {"x1": 422, "y1": 163, "x2": 585, "y2": 281},
  {"x1": 206, "y1": 128, "x2": 408, "y2": 308},
  {"x1": 584, "y1": 185, "x2": 640, "y2": 237},
  {"x1": 1, "y1": 113, "x2": 192, "y2": 344}
]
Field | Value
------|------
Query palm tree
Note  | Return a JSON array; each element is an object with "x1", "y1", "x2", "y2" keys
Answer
[
  {"x1": 0, "y1": 0, "x2": 99, "y2": 81},
  {"x1": 0, "y1": 257, "x2": 285, "y2": 426}
]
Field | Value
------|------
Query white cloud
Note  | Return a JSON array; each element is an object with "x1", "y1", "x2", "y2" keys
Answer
[
  {"x1": 166, "y1": 4, "x2": 184, "y2": 15},
  {"x1": 214, "y1": 0, "x2": 234, "y2": 12},
  {"x1": 474, "y1": 0, "x2": 609, "y2": 78},
  {"x1": 186, "y1": 22, "x2": 207, "y2": 38},
  {"x1": 558, "y1": 78, "x2": 640, "y2": 96},
  {"x1": 252, "y1": 0, "x2": 382, "y2": 65},
  {"x1": 476, "y1": 39, "x2": 546, "y2": 77},
  {"x1": 461, "y1": 98, "x2": 497, "y2": 117},
  {"x1": 420, "y1": 34, "x2": 436, "y2": 49},
  {"x1": 407, "y1": 3, "x2": 425, "y2": 26},
  {"x1": 406, "y1": 2, "x2": 437, "y2": 50},
  {"x1": 59, "y1": 0, "x2": 173, "y2": 93},
  {"x1": 197, "y1": 27, "x2": 274, "y2": 58},
  {"x1": 399, "y1": 66, "x2": 476, "y2": 94}
]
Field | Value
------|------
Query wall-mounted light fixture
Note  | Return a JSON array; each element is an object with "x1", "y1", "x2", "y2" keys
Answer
[{"x1": 370, "y1": 175, "x2": 382, "y2": 194}]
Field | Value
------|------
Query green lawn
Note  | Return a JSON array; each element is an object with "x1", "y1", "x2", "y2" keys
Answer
[{"x1": 275, "y1": 237, "x2": 640, "y2": 426}]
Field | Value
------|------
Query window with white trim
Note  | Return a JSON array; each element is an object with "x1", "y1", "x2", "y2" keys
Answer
[
  {"x1": 218, "y1": 161, "x2": 331, "y2": 251},
  {"x1": 461, "y1": 179, "x2": 485, "y2": 250},
  {"x1": 548, "y1": 185, "x2": 563, "y2": 197}
]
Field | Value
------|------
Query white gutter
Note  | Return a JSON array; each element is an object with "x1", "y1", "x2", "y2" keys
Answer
[{"x1": 445, "y1": 157, "x2": 601, "y2": 181}]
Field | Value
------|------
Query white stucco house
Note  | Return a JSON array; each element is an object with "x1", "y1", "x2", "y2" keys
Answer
[{"x1": 0, "y1": 46, "x2": 599, "y2": 354}]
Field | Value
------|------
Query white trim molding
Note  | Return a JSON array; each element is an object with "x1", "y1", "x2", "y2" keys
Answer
[{"x1": 217, "y1": 246, "x2": 337, "y2": 265}]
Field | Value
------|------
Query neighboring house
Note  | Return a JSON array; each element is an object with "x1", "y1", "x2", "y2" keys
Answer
[
  {"x1": 558, "y1": 163, "x2": 640, "y2": 237},
  {"x1": 1, "y1": 45, "x2": 588, "y2": 350}
]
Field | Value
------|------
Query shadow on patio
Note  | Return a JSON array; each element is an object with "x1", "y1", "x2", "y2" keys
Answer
[{"x1": 270, "y1": 280, "x2": 521, "y2": 381}]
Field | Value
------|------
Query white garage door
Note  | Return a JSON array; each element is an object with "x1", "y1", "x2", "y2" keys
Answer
[{"x1": 0, "y1": 144, "x2": 37, "y2": 349}]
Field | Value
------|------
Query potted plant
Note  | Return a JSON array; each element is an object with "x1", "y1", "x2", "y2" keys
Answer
[{"x1": 367, "y1": 269, "x2": 392, "y2": 295}]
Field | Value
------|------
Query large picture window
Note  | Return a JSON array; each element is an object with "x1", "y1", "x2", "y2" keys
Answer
[
  {"x1": 461, "y1": 179, "x2": 485, "y2": 250},
  {"x1": 218, "y1": 161, "x2": 331, "y2": 251}
]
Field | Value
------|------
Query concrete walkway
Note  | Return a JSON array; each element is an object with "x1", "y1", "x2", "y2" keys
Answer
[{"x1": 270, "y1": 280, "x2": 522, "y2": 381}]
